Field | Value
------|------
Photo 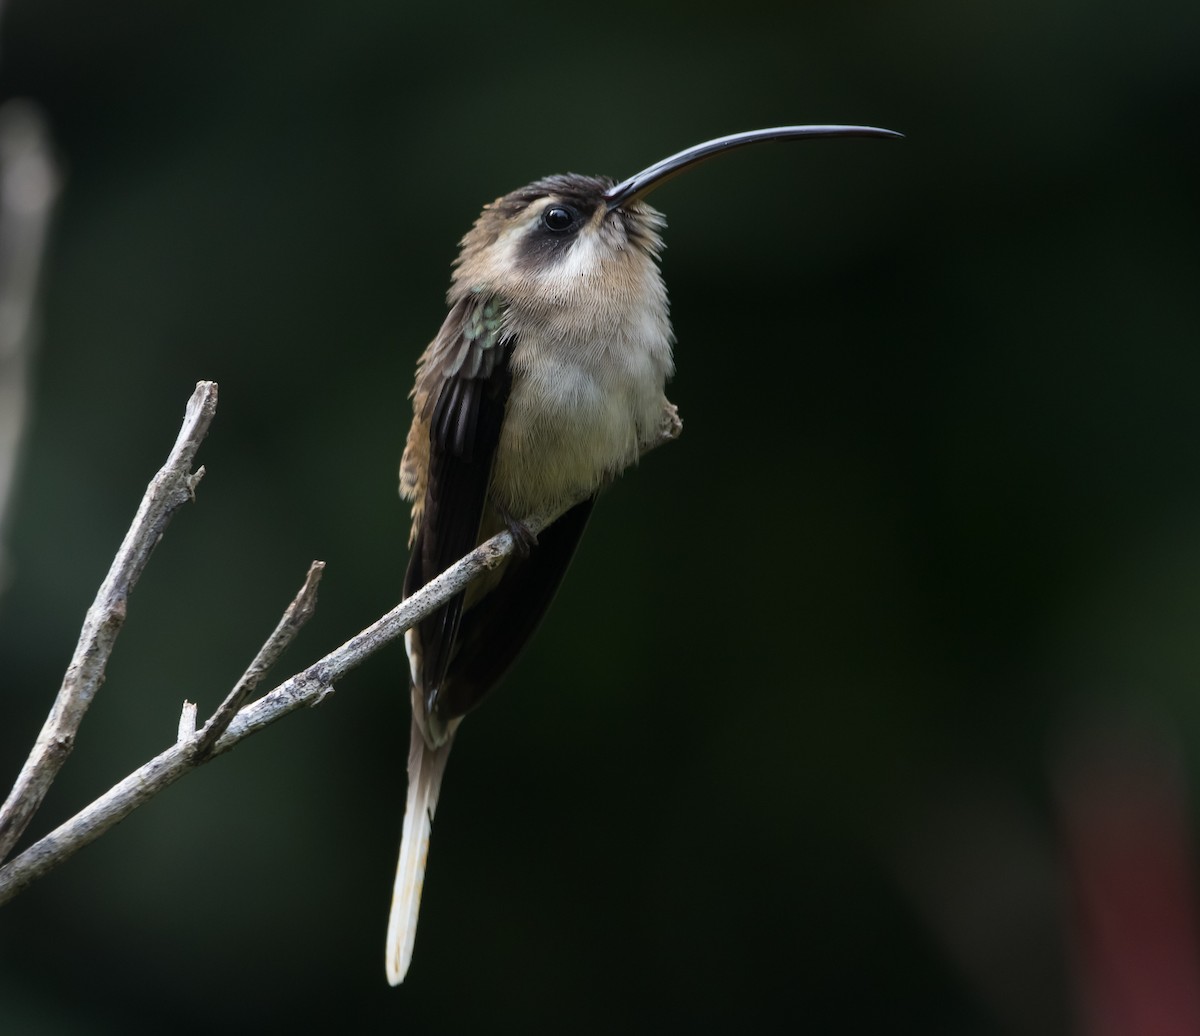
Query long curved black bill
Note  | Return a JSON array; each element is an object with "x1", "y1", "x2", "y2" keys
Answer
[{"x1": 604, "y1": 125, "x2": 903, "y2": 211}]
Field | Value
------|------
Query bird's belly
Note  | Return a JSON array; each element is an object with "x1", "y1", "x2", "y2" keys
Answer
[{"x1": 490, "y1": 351, "x2": 663, "y2": 519}]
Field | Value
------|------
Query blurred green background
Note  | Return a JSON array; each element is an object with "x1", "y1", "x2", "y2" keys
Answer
[{"x1": 1, "y1": 0, "x2": 1199, "y2": 1032}]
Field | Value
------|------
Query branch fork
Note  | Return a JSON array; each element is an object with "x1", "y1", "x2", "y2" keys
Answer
[{"x1": 0, "y1": 380, "x2": 681, "y2": 906}]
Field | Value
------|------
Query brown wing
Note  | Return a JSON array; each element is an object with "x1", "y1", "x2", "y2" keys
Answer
[{"x1": 403, "y1": 293, "x2": 512, "y2": 739}]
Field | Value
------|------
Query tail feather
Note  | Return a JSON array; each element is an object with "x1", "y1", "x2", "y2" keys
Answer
[{"x1": 385, "y1": 717, "x2": 455, "y2": 985}]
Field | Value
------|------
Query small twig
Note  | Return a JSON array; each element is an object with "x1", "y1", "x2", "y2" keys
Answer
[
  {"x1": 190, "y1": 560, "x2": 325, "y2": 760},
  {"x1": 0, "y1": 381, "x2": 218, "y2": 863},
  {"x1": 177, "y1": 702, "x2": 198, "y2": 743},
  {"x1": 0, "y1": 404, "x2": 681, "y2": 904}
]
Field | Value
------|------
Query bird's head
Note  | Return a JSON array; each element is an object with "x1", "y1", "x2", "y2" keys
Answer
[{"x1": 448, "y1": 125, "x2": 903, "y2": 315}]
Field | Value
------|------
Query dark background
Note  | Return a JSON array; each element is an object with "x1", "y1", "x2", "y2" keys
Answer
[{"x1": 2, "y1": 1, "x2": 1199, "y2": 1032}]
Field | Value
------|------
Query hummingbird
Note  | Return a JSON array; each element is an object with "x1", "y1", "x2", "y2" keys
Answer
[{"x1": 386, "y1": 124, "x2": 902, "y2": 984}]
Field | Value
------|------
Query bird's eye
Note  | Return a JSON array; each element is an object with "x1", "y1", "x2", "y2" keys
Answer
[{"x1": 541, "y1": 206, "x2": 576, "y2": 233}]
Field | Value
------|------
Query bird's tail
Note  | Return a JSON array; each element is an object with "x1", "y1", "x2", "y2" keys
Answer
[{"x1": 385, "y1": 716, "x2": 455, "y2": 985}]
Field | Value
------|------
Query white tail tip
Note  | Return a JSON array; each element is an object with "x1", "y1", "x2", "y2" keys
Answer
[{"x1": 385, "y1": 718, "x2": 454, "y2": 985}]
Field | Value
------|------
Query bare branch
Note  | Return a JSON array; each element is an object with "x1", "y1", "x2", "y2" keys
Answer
[
  {"x1": 0, "y1": 390, "x2": 681, "y2": 904},
  {"x1": 0, "y1": 381, "x2": 218, "y2": 862},
  {"x1": 0, "y1": 516, "x2": 522, "y2": 903}
]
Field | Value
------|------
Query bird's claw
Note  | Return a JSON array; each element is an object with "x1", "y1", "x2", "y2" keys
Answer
[{"x1": 498, "y1": 506, "x2": 538, "y2": 557}]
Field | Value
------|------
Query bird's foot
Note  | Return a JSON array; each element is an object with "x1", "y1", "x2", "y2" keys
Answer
[{"x1": 497, "y1": 505, "x2": 538, "y2": 557}]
